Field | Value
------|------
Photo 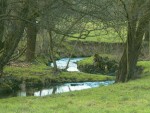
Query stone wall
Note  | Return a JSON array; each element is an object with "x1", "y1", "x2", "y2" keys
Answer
[{"x1": 36, "y1": 40, "x2": 150, "y2": 58}]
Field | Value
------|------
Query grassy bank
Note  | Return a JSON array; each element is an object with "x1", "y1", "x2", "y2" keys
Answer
[
  {"x1": 77, "y1": 54, "x2": 119, "y2": 75},
  {"x1": 77, "y1": 54, "x2": 119, "y2": 66},
  {"x1": 1, "y1": 62, "x2": 113, "y2": 90},
  {"x1": 0, "y1": 61, "x2": 150, "y2": 113},
  {"x1": 4, "y1": 63, "x2": 114, "y2": 83}
]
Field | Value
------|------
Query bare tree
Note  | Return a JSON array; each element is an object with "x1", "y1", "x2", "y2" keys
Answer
[
  {"x1": 0, "y1": 0, "x2": 29, "y2": 76},
  {"x1": 37, "y1": 0, "x2": 91, "y2": 74},
  {"x1": 116, "y1": 0, "x2": 150, "y2": 82}
]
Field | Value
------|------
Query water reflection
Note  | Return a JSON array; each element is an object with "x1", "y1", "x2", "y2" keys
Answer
[
  {"x1": 17, "y1": 81, "x2": 114, "y2": 97},
  {"x1": 17, "y1": 87, "x2": 35, "y2": 97}
]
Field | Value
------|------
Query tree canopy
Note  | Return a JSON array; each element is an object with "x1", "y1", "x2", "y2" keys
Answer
[{"x1": 0, "y1": 0, "x2": 150, "y2": 82}]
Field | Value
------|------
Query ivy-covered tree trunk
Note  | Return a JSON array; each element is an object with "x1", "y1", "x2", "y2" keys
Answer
[
  {"x1": 0, "y1": 0, "x2": 29, "y2": 76},
  {"x1": 26, "y1": 18, "x2": 37, "y2": 62}
]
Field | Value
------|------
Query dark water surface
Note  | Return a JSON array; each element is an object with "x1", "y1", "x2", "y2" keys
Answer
[{"x1": 0, "y1": 81, "x2": 114, "y2": 98}]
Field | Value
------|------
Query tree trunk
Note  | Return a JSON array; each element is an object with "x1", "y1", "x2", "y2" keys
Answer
[
  {"x1": 26, "y1": 18, "x2": 37, "y2": 62},
  {"x1": 0, "y1": 0, "x2": 7, "y2": 50},
  {"x1": 0, "y1": 65, "x2": 3, "y2": 76},
  {"x1": 48, "y1": 31, "x2": 58, "y2": 73},
  {"x1": 144, "y1": 31, "x2": 149, "y2": 41},
  {"x1": 116, "y1": 17, "x2": 149, "y2": 82},
  {"x1": 116, "y1": 42, "x2": 140, "y2": 82},
  {"x1": 0, "y1": 0, "x2": 29, "y2": 77}
]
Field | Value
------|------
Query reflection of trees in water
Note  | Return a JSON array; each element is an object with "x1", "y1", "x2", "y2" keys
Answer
[
  {"x1": 36, "y1": 86, "x2": 56, "y2": 96},
  {"x1": 26, "y1": 88, "x2": 35, "y2": 96},
  {"x1": 39, "y1": 88, "x2": 47, "y2": 96},
  {"x1": 68, "y1": 86, "x2": 71, "y2": 91},
  {"x1": 3, "y1": 81, "x2": 114, "y2": 98},
  {"x1": 52, "y1": 85, "x2": 72, "y2": 94},
  {"x1": 52, "y1": 86, "x2": 57, "y2": 94}
]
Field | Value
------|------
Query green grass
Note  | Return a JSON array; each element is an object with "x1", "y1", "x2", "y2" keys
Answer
[
  {"x1": 77, "y1": 54, "x2": 119, "y2": 66},
  {"x1": 0, "y1": 61, "x2": 150, "y2": 113},
  {"x1": 3, "y1": 62, "x2": 113, "y2": 84},
  {"x1": 69, "y1": 27, "x2": 126, "y2": 43}
]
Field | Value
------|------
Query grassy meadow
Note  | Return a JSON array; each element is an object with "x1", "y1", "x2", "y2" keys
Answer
[
  {"x1": 0, "y1": 61, "x2": 150, "y2": 113},
  {"x1": 68, "y1": 27, "x2": 126, "y2": 43}
]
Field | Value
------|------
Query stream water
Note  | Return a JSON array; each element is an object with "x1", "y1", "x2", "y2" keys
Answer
[
  {"x1": 0, "y1": 58, "x2": 115, "y2": 98},
  {"x1": 51, "y1": 57, "x2": 85, "y2": 71},
  {"x1": 0, "y1": 81, "x2": 114, "y2": 98}
]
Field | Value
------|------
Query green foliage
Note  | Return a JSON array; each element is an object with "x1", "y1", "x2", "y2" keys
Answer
[
  {"x1": 0, "y1": 61, "x2": 150, "y2": 113},
  {"x1": 78, "y1": 54, "x2": 119, "y2": 66},
  {"x1": 93, "y1": 54, "x2": 118, "y2": 74},
  {"x1": 77, "y1": 54, "x2": 119, "y2": 75}
]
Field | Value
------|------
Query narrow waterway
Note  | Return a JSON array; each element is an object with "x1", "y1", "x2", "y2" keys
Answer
[
  {"x1": 0, "y1": 58, "x2": 115, "y2": 98},
  {"x1": 51, "y1": 57, "x2": 85, "y2": 71},
  {"x1": 3, "y1": 81, "x2": 114, "y2": 98}
]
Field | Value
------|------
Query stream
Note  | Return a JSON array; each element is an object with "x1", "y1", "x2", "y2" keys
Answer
[
  {"x1": 0, "y1": 58, "x2": 115, "y2": 98},
  {"x1": 1, "y1": 81, "x2": 114, "y2": 98},
  {"x1": 51, "y1": 57, "x2": 85, "y2": 71}
]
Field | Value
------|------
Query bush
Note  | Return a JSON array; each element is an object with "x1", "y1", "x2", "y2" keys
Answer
[{"x1": 78, "y1": 54, "x2": 118, "y2": 75}]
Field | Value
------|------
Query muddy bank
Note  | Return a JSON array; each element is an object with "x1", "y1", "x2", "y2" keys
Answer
[
  {"x1": 67, "y1": 41, "x2": 124, "y2": 57},
  {"x1": 36, "y1": 40, "x2": 124, "y2": 57},
  {"x1": 36, "y1": 40, "x2": 149, "y2": 58},
  {"x1": 67, "y1": 41, "x2": 149, "y2": 58}
]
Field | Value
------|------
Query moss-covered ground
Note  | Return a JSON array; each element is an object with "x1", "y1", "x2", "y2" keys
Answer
[
  {"x1": 3, "y1": 63, "x2": 113, "y2": 83},
  {"x1": 77, "y1": 54, "x2": 119, "y2": 75},
  {"x1": 0, "y1": 61, "x2": 114, "y2": 92},
  {"x1": 0, "y1": 61, "x2": 150, "y2": 113}
]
